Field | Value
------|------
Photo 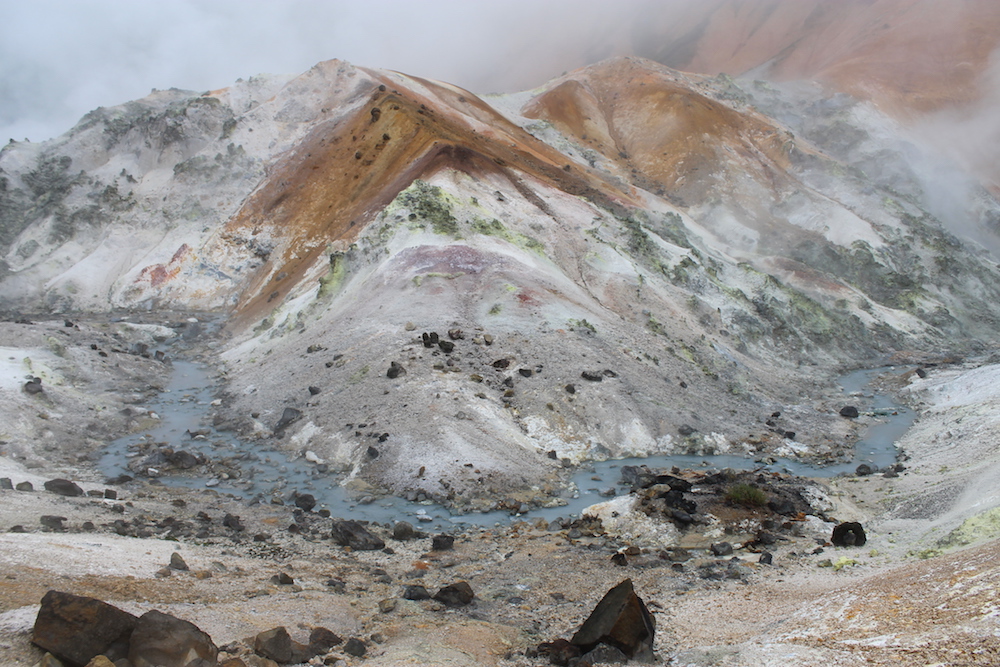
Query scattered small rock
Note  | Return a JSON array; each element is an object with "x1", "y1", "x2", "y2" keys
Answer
[
  {"x1": 169, "y1": 553, "x2": 189, "y2": 571},
  {"x1": 403, "y1": 585, "x2": 431, "y2": 601},
  {"x1": 330, "y1": 519, "x2": 385, "y2": 550},
  {"x1": 343, "y1": 638, "x2": 367, "y2": 657},
  {"x1": 431, "y1": 534, "x2": 455, "y2": 551},
  {"x1": 710, "y1": 542, "x2": 733, "y2": 557},
  {"x1": 433, "y1": 581, "x2": 475, "y2": 607}
]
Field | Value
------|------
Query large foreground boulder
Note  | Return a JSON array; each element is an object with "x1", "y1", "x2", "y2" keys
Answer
[
  {"x1": 128, "y1": 609, "x2": 218, "y2": 667},
  {"x1": 570, "y1": 578, "x2": 655, "y2": 662},
  {"x1": 32, "y1": 590, "x2": 137, "y2": 666}
]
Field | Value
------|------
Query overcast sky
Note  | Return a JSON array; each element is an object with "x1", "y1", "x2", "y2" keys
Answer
[{"x1": 0, "y1": 0, "x2": 663, "y2": 143}]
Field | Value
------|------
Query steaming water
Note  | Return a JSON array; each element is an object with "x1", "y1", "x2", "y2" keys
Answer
[{"x1": 100, "y1": 361, "x2": 913, "y2": 532}]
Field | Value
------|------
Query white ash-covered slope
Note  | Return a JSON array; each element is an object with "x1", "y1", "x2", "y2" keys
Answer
[{"x1": 3, "y1": 57, "x2": 1000, "y2": 504}]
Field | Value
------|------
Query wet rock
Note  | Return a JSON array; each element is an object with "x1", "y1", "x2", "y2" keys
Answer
[
  {"x1": 343, "y1": 638, "x2": 367, "y2": 657},
  {"x1": 23, "y1": 377, "x2": 44, "y2": 394},
  {"x1": 169, "y1": 553, "x2": 189, "y2": 571},
  {"x1": 386, "y1": 361, "x2": 406, "y2": 378},
  {"x1": 43, "y1": 479, "x2": 84, "y2": 497},
  {"x1": 839, "y1": 406, "x2": 860, "y2": 418},
  {"x1": 274, "y1": 407, "x2": 302, "y2": 433},
  {"x1": 855, "y1": 464, "x2": 874, "y2": 476},
  {"x1": 403, "y1": 585, "x2": 431, "y2": 601},
  {"x1": 569, "y1": 578, "x2": 655, "y2": 662},
  {"x1": 431, "y1": 534, "x2": 455, "y2": 551},
  {"x1": 831, "y1": 521, "x2": 867, "y2": 547},
  {"x1": 433, "y1": 581, "x2": 475, "y2": 607},
  {"x1": 167, "y1": 450, "x2": 202, "y2": 470},
  {"x1": 32, "y1": 590, "x2": 138, "y2": 667},
  {"x1": 293, "y1": 493, "x2": 316, "y2": 512},
  {"x1": 129, "y1": 609, "x2": 217, "y2": 667},
  {"x1": 330, "y1": 519, "x2": 385, "y2": 550}
]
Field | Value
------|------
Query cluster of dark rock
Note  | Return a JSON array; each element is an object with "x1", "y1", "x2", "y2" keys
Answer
[
  {"x1": 534, "y1": 578, "x2": 655, "y2": 665},
  {"x1": 623, "y1": 465, "x2": 815, "y2": 532},
  {"x1": 30, "y1": 590, "x2": 350, "y2": 667}
]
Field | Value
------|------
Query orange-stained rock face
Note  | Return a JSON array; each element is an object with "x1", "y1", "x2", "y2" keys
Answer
[
  {"x1": 522, "y1": 58, "x2": 793, "y2": 205},
  {"x1": 219, "y1": 68, "x2": 641, "y2": 327}
]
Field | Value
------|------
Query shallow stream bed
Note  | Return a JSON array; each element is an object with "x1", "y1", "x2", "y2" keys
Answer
[{"x1": 100, "y1": 360, "x2": 914, "y2": 532}]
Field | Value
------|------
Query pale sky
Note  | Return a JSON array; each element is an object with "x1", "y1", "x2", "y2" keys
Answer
[{"x1": 0, "y1": 0, "x2": 662, "y2": 142}]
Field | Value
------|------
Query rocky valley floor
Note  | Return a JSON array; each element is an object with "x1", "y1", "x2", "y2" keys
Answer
[{"x1": 2, "y1": 315, "x2": 1000, "y2": 666}]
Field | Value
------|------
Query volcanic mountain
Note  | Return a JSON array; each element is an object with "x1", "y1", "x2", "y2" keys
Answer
[{"x1": 2, "y1": 53, "x2": 1000, "y2": 505}]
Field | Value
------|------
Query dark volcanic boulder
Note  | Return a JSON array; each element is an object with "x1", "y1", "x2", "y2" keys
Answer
[
  {"x1": 43, "y1": 479, "x2": 84, "y2": 497},
  {"x1": 330, "y1": 519, "x2": 385, "y2": 550},
  {"x1": 32, "y1": 590, "x2": 138, "y2": 666},
  {"x1": 570, "y1": 578, "x2": 655, "y2": 662},
  {"x1": 831, "y1": 521, "x2": 867, "y2": 547},
  {"x1": 128, "y1": 610, "x2": 217, "y2": 667},
  {"x1": 839, "y1": 406, "x2": 860, "y2": 418}
]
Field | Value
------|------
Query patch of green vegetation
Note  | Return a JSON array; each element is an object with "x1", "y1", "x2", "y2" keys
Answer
[
  {"x1": 318, "y1": 251, "x2": 348, "y2": 298},
  {"x1": 348, "y1": 365, "x2": 370, "y2": 384},
  {"x1": 488, "y1": 303, "x2": 503, "y2": 315},
  {"x1": 567, "y1": 318, "x2": 596, "y2": 333},
  {"x1": 173, "y1": 143, "x2": 250, "y2": 182},
  {"x1": 411, "y1": 271, "x2": 464, "y2": 287},
  {"x1": 724, "y1": 483, "x2": 767, "y2": 507},
  {"x1": 396, "y1": 180, "x2": 459, "y2": 236},
  {"x1": 940, "y1": 506, "x2": 1000, "y2": 548},
  {"x1": 469, "y1": 217, "x2": 545, "y2": 254}
]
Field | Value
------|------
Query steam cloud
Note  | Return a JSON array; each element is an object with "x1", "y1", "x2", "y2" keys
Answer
[{"x1": 0, "y1": 0, "x2": 669, "y2": 143}]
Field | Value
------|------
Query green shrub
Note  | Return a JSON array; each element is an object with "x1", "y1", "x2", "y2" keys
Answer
[{"x1": 724, "y1": 483, "x2": 767, "y2": 507}]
